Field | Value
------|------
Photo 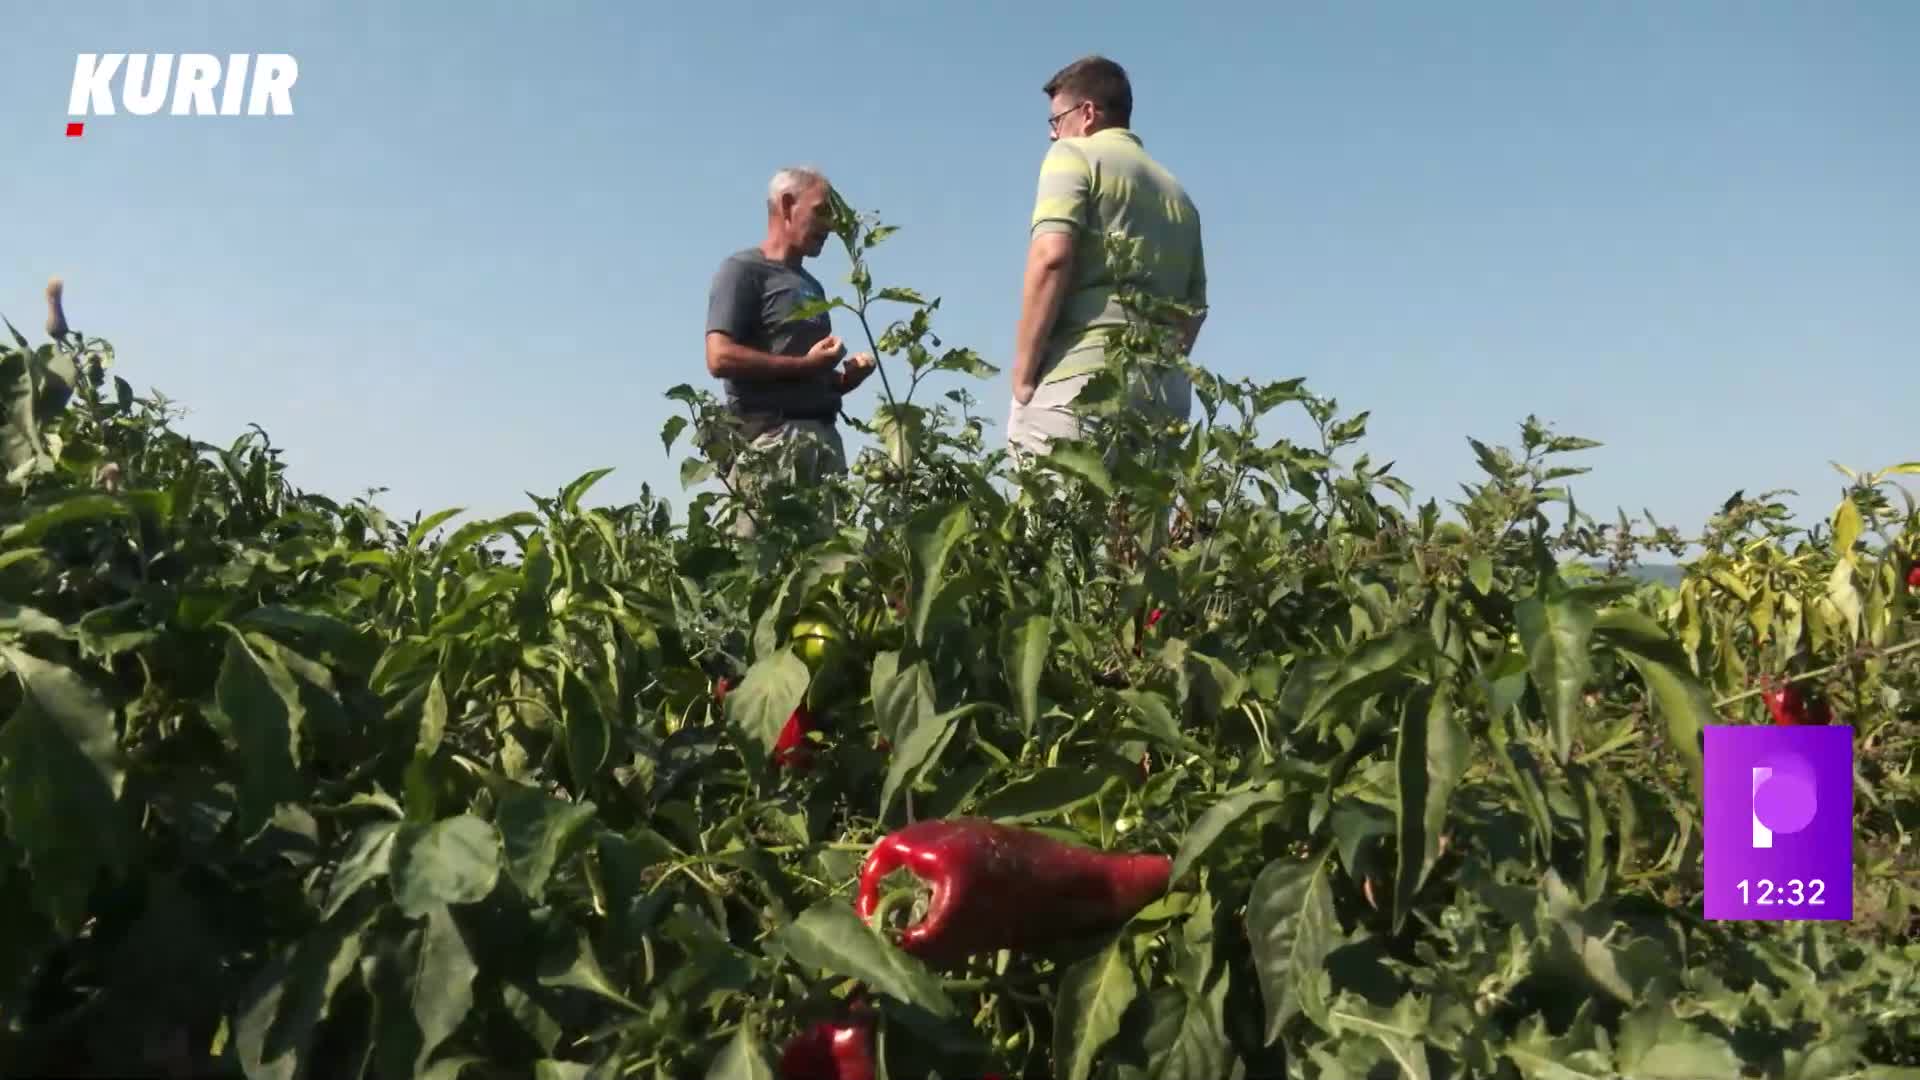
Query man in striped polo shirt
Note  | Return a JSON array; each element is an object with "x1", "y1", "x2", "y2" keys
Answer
[{"x1": 1007, "y1": 55, "x2": 1208, "y2": 462}]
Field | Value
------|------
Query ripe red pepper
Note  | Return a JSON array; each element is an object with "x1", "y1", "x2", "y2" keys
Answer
[
  {"x1": 714, "y1": 675, "x2": 732, "y2": 706},
  {"x1": 1907, "y1": 564, "x2": 1920, "y2": 589},
  {"x1": 778, "y1": 1019, "x2": 874, "y2": 1080},
  {"x1": 775, "y1": 707, "x2": 817, "y2": 769},
  {"x1": 1763, "y1": 682, "x2": 1830, "y2": 726},
  {"x1": 855, "y1": 818, "x2": 1172, "y2": 967},
  {"x1": 1762, "y1": 684, "x2": 1802, "y2": 726},
  {"x1": 1134, "y1": 607, "x2": 1166, "y2": 656}
]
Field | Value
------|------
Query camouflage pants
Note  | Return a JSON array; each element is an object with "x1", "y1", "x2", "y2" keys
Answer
[{"x1": 725, "y1": 419, "x2": 847, "y2": 538}]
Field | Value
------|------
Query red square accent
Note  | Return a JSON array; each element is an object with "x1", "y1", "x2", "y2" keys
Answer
[{"x1": 66, "y1": 122, "x2": 84, "y2": 137}]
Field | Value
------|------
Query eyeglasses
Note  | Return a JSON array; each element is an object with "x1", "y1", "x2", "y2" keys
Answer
[{"x1": 1048, "y1": 101, "x2": 1088, "y2": 133}]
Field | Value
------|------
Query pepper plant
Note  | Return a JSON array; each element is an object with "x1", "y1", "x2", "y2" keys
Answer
[{"x1": 2, "y1": 198, "x2": 1918, "y2": 1080}]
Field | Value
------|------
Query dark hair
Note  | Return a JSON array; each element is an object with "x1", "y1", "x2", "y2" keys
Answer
[{"x1": 1043, "y1": 55, "x2": 1132, "y2": 128}]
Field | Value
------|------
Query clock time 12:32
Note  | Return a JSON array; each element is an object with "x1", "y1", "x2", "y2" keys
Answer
[{"x1": 1736, "y1": 878, "x2": 1826, "y2": 906}]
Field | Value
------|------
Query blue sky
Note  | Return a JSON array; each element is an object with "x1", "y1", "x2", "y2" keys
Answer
[{"x1": 6, "y1": 2, "x2": 1915, "y2": 542}]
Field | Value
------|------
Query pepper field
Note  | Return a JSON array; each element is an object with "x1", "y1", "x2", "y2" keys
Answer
[{"x1": 3, "y1": 203, "x2": 1919, "y2": 1079}]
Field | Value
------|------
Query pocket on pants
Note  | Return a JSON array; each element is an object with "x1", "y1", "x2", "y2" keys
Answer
[{"x1": 1008, "y1": 392, "x2": 1078, "y2": 456}]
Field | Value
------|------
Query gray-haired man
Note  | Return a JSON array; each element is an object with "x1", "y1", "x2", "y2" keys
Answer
[{"x1": 704, "y1": 167, "x2": 876, "y2": 536}]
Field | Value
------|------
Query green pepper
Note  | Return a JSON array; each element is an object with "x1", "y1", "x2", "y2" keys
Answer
[
  {"x1": 855, "y1": 818, "x2": 1171, "y2": 967},
  {"x1": 788, "y1": 613, "x2": 845, "y2": 671}
]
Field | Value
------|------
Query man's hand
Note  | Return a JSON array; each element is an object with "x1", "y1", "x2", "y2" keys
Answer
[
  {"x1": 1013, "y1": 378, "x2": 1037, "y2": 406},
  {"x1": 805, "y1": 335, "x2": 848, "y2": 373},
  {"x1": 839, "y1": 351, "x2": 877, "y2": 391}
]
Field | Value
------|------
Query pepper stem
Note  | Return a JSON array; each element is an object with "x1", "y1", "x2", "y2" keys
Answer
[
  {"x1": 865, "y1": 879, "x2": 926, "y2": 939},
  {"x1": 869, "y1": 887, "x2": 910, "y2": 934}
]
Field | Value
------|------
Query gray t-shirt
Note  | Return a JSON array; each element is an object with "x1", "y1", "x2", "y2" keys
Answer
[{"x1": 705, "y1": 247, "x2": 841, "y2": 423}]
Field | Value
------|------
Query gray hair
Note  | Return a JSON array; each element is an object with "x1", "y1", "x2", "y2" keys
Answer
[{"x1": 767, "y1": 166, "x2": 827, "y2": 210}]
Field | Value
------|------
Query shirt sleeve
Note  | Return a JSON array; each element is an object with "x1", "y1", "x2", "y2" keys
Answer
[
  {"x1": 705, "y1": 257, "x2": 761, "y2": 341},
  {"x1": 1030, "y1": 141, "x2": 1092, "y2": 236}
]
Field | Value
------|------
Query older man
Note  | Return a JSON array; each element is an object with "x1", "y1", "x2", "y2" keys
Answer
[
  {"x1": 705, "y1": 166, "x2": 876, "y2": 535},
  {"x1": 1007, "y1": 56, "x2": 1207, "y2": 461}
]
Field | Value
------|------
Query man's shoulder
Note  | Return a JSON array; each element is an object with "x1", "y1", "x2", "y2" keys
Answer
[
  {"x1": 715, "y1": 247, "x2": 772, "y2": 277},
  {"x1": 1039, "y1": 138, "x2": 1094, "y2": 169},
  {"x1": 1099, "y1": 131, "x2": 1200, "y2": 215}
]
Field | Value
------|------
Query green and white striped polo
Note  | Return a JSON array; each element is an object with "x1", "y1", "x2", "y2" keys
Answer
[{"x1": 1029, "y1": 126, "x2": 1207, "y2": 385}]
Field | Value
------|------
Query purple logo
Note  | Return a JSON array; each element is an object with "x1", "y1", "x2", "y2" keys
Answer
[{"x1": 1703, "y1": 725, "x2": 1853, "y2": 920}]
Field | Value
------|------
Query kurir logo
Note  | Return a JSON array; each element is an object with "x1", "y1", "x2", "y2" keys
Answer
[{"x1": 66, "y1": 53, "x2": 298, "y2": 137}]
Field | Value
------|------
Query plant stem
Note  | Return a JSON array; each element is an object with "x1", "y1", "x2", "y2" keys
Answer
[
  {"x1": 852, "y1": 304, "x2": 900, "y2": 413},
  {"x1": 761, "y1": 841, "x2": 874, "y2": 855},
  {"x1": 1711, "y1": 637, "x2": 1920, "y2": 709},
  {"x1": 972, "y1": 736, "x2": 1012, "y2": 768},
  {"x1": 941, "y1": 966, "x2": 1052, "y2": 993}
]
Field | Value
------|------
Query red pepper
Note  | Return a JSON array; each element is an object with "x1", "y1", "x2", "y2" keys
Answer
[
  {"x1": 714, "y1": 675, "x2": 732, "y2": 706},
  {"x1": 1762, "y1": 684, "x2": 1803, "y2": 726},
  {"x1": 1133, "y1": 608, "x2": 1166, "y2": 657},
  {"x1": 1762, "y1": 681, "x2": 1829, "y2": 726},
  {"x1": 778, "y1": 1019, "x2": 875, "y2": 1080},
  {"x1": 775, "y1": 707, "x2": 817, "y2": 769},
  {"x1": 1806, "y1": 696, "x2": 1833, "y2": 725},
  {"x1": 1907, "y1": 565, "x2": 1920, "y2": 589},
  {"x1": 855, "y1": 818, "x2": 1172, "y2": 967}
]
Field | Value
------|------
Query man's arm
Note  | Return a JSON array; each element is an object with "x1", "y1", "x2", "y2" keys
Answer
[
  {"x1": 705, "y1": 332, "x2": 835, "y2": 380},
  {"x1": 1012, "y1": 233, "x2": 1075, "y2": 399},
  {"x1": 1179, "y1": 224, "x2": 1208, "y2": 354},
  {"x1": 704, "y1": 256, "x2": 836, "y2": 379},
  {"x1": 1012, "y1": 142, "x2": 1091, "y2": 402}
]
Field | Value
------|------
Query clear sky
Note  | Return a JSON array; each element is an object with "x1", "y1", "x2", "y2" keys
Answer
[{"x1": 6, "y1": 2, "x2": 1915, "y2": 542}]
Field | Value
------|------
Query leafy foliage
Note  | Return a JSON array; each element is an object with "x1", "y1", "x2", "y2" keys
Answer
[{"x1": 3, "y1": 205, "x2": 1918, "y2": 1079}]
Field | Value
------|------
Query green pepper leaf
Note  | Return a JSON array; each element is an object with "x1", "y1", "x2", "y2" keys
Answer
[
  {"x1": 1516, "y1": 579, "x2": 1595, "y2": 763},
  {"x1": 771, "y1": 901, "x2": 955, "y2": 1019},
  {"x1": 1392, "y1": 684, "x2": 1467, "y2": 933},
  {"x1": 1247, "y1": 848, "x2": 1339, "y2": 1038},
  {"x1": 1170, "y1": 782, "x2": 1286, "y2": 885},
  {"x1": 907, "y1": 501, "x2": 971, "y2": 643},
  {"x1": 974, "y1": 766, "x2": 1117, "y2": 824},
  {"x1": 0, "y1": 645, "x2": 128, "y2": 936},
  {"x1": 390, "y1": 814, "x2": 502, "y2": 916},
  {"x1": 726, "y1": 648, "x2": 811, "y2": 771},
  {"x1": 1053, "y1": 935, "x2": 1139, "y2": 1080},
  {"x1": 1006, "y1": 612, "x2": 1051, "y2": 739},
  {"x1": 704, "y1": 1022, "x2": 777, "y2": 1080}
]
